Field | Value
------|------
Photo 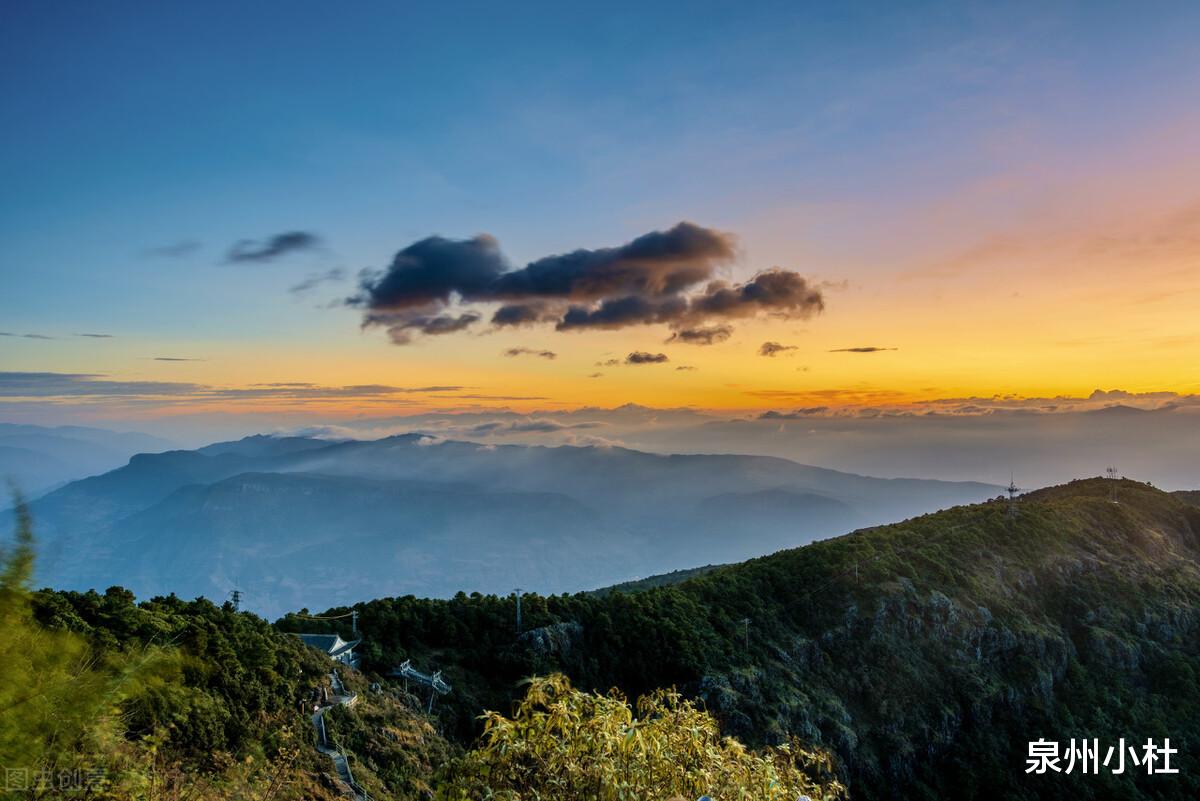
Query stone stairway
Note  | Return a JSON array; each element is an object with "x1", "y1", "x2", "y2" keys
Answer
[{"x1": 311, "y1": 670, "x2": 370, "y2": 801}]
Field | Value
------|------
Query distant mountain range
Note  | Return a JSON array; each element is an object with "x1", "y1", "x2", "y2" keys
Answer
[
  {"x1": 25, "y1": 433, "x2": 1000, "y2": 615},
  {"x1": 0, "y1": 423, "x2": 176, "y2": 497}
]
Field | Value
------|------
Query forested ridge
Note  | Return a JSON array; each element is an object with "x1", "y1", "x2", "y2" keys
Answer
[{"x1": 284, "y1": 478, "x2": 1200, "y2": 800}]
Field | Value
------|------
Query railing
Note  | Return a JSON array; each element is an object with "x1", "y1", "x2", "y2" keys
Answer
[{"x1": 388, "y1": 659, "x2": 452, "y2": 694}]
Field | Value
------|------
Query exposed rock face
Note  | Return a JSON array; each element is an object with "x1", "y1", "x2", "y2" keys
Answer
[{"x1": 519, "y1": 621, "x2": 584, "y2": 664}]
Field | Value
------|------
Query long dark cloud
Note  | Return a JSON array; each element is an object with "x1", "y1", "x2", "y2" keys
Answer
[
  {"x1": 290, "y1": 268, "x2": 347, "y2": 295},
  {"x1": 0, "y1": 372, "x2": 470, "y2": 401},
  {"x1": 143, "y1": 240, "x2": 201, "y2": 259},
  {"x1": 759, "y1": 341, "x2": 798, "y2": 357},
  {"x1": 0, "y1": 332, "x2": 54, "y2": 340},
  {"x1": 625, "y1": 351, "x2": 669, "y2": 364},
  {"x1": 0, "y1": 372, "x2": 205, "y2": 397},
  {"x1": 227, "y1": 231, "x2": 321, "y2": 263},
  {"x1": 467, "y1": 418, "x2": 604, "y2": 435},
  {"x1": 75, "y1": 333, "x2": 114, "y2": 338},
  {"x1": 348, "y1": 222, "x2": 825, "y2": 344},
  {"x1": 504, "y1": 347, "x2": 557, "y2": 360},
  {"x1": 829, "y1": 346, "x2": 897, "y2": 353}
]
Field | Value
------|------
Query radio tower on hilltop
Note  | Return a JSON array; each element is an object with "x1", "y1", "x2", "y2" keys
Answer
[
  {"x1": 1006, "y1": 472, "x2": 1021, "y2": 521},
  {"x1": 1106, "y1": 466, "x2": 1119, "y2": 503},
  {"x1": 229, "y1": 588, "x2": 243, "y2": 611}
]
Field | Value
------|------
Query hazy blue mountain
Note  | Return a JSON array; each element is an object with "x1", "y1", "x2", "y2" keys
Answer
[
  {"x1": 0, "y1": 423, "x2": 176, "y2": 498},
  {"x1": 29, "y1": 433, "x2": 1001, "y2": 615}
]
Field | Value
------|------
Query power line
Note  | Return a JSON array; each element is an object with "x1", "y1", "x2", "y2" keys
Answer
[{"x1": 292, "y1": 610, "x2": 359, "y2": 621}]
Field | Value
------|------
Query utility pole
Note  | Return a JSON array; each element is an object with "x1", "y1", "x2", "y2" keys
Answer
[
  {"x1": 513, "y1": 589, "x2": 523, "y2": 635},
  {"x1": 230, "y1": 589, "x2": 242, "y2": 611},
  {"x1": 351, "y1": 610, "x2": 359, "y2": 637}
]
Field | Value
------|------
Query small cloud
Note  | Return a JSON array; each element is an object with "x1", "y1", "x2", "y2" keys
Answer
[
  {"x1": 675, "y1": 365, "x2": 697, "y2": 371},
  {"x1": 75, "y1": 333, "x2": 114, "y2": 338},
  {"x1": 666, "y1": 324, "x2": 733, "y2": 346},
  {"x1": 504, "y1": 347, "x2": 557, "y2": 360},
  {"x1": 152, "y1": 356, "x2": 205, "y2": 362},
  {"x1": 289, "y1": 268, "x2": 346, "y2": 295},
  {"x1": 227, "y1": 231, "x2": 322, "y2": 263},
  {"x1": 625, "y1": 351, "x2": 669, "y2": 365},
  {"x1": 595, "y1": 358, "x2": 621, "y2": 367},
  {"x1": 828, "y1": 346, "x2": 897, "y2": 353},
  {"x1": 0, "y1": 332, "x2": 54, "y2": 340},
  {"x1": 143, "y1": 240, "x2": 201, "y2": 259},
  {"x1": 759, "y1": 341, "x2": 798, "y2": 357},
  {"x1": 588, "y1": 372, "x2": 604, "y2": 378},
  {"x1": 416, "y1": 435, "x2": 443, "y2": 447}
]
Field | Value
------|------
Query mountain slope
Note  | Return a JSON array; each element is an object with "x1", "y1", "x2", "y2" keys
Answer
[
  {"x1": 52, "y1": 471, "x2": 639, "y2": 613},
  {"x1": 0, "y1": 423, "x2": 175, "y2": 497},
  {"x1": 301, "y1": 479, "x2": 1200, "y2": 801}
]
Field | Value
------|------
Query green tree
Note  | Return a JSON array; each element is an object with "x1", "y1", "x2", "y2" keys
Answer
[{"x1": 438, "y1": 673, "x2": 845, "y2": 801}]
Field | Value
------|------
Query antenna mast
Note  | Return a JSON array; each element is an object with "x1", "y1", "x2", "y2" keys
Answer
[
  {"x1": 513, "y1": 588, "x2": 523, "y2": 635},
  {"x1": 1106, "y1": 466, "x2": 1119, "y2": 503},
  {"x1": 229, "y1": 588, "x2": 242, "y2": 611},
  {"x1": 1006, "y1": 472, "x2": 1021, "y2": 521}
]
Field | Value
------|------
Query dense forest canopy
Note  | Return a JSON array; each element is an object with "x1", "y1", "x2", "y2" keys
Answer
[{"x1": 281, "y1": 479, "x2": 1200, "y2": 800}]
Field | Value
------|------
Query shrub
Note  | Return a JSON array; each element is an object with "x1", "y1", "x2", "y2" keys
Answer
[{"x1": 438, "y1": 673, "x2": 845, "y2": 801}]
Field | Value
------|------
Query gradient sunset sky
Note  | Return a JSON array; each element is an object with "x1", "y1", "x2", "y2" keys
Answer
[{"x1": 2, "y1": 0, "x2": 1199, "y2": 429}]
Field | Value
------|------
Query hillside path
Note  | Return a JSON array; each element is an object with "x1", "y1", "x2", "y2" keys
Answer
[{"x1": 311, "y1": 670, "x2": 369, "y2": 800}]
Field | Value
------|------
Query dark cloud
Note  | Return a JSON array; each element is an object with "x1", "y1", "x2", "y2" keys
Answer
[
  {"x1": 290, "y1": 268, "x2": 346, "y2": 295},
  {"x1": 153, "y1": 357, "x2": 204, "y2": 362},
  {"x1": 675, "y1": 365, "x2": 698, "y2": 371},
  {"x1": 467, "y1": 418, "x2": 604, "y2": 436},
  {"x1": 0, "y1": 332, "x2": 54, "y2": 340},
  {"x1": 504, "y1": 347, "x2": 557, "y2": 360},
  {"x1": 75, "y1": 333, "x2": 114, "y2": 338},
  {"x1": 829, "y1": 346, "x2": 897, "y2": 353},
  {"x1": 666, "y1": 324, "x2": 733, "y2": 345},
  {"x1": 759, "y1": 407, "x2": 829, "y2": 419},
  {"x1": 625, "y1": 351, "x2": 669, "y2": 364},
  {"x1": 491, "y1": 301, "x2": 564, "y2": 327},
  {"x1": 348, "y1": 222, "x2": 825, "y2": 344},
  {"x1": 350, "y1": 234, "x2": 507, "y2": 311},
  {"x1": 595, "y1": 358, "x2": 621, "y2": 367},
  {"x1": 0, "y1": 372, "x2": 473, "y2": 401},
  {"x1": 690, "y1": 269, "x2": 824, "y2": 320},
  {"x1": 227, "y1": 231, "x2": 321, "y2": 263},
  {"x1": 588, "y1": 372, "x2": 604, "y2": 378},
  {"x1": 377, "y1": 312, "x2": 482, "y2": 345},
  {"x1": 143, "y1": 240, "x2": 201, "y2": 259},
  {"x1": 758, "y1": 341, "x2": 798, "y2": 357},
  {"x1": 490, "y1": 222, "x2": 734, "y2": 300},
  {"x1": 0, "y1": 372, "x2": 205, "y2": 397}
]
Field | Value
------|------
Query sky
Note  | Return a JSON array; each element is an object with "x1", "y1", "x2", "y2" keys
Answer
[{"x1": 2, "y1": 0, "x2": 1199, "y2": 464}]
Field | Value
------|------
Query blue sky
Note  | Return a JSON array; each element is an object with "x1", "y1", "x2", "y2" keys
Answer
[{"x1": 2, "y1": 0, "x2": 1199, "y2": 431}]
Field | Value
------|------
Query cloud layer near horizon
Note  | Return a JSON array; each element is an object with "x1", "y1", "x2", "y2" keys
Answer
[{"x1": 348, "y1": 222, "x2": 825, "y2": 344}]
